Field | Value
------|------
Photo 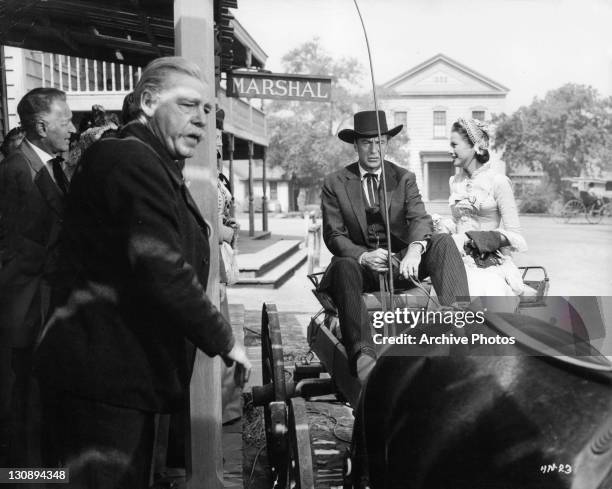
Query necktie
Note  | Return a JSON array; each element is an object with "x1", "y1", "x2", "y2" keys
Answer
[
  {"x1": 50, "y1": 156, "x2": 69, "y2": 195},
  {"x1": 364, "y1": 173, "x2": 379, "y2": 208}
]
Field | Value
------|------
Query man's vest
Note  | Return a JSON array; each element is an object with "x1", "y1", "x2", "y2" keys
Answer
[{"x1": 362, "y1": 177, "x2": 403, "y2": 252}]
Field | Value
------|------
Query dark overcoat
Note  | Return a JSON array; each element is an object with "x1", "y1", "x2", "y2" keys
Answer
[
  {"x1": 0, "y1": 141, "x2": 64, "y2": 347},
  {"x1": 35, "y1": 121, "x2": 234, "y2": 413},
  {"x1": 320, "y1": 160, "x2": 433, "y2": 263}
]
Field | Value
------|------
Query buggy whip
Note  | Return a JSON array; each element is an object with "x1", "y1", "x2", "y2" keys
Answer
[{"x1": 352, "y1": 0, "x2": 395, "y2": 310}]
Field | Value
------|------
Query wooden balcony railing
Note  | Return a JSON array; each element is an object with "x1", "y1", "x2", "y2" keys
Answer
[
  {"x1": 30, "y1": 50, "x2": 266, "y2": 143},
  {"x1": 36, "y1": 51, "x2": 141, "y2": 94},
  {"x1": 217, "y1": 87, "x2": 267, "y2": 146},
  {"x1": 29, "y1": 51, "x2": 138, "y2": 111}
]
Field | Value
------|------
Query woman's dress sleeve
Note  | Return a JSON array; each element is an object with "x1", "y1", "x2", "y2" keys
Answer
[{"x1": 493, "y1": 174, "x2": 527, "y2": 252}]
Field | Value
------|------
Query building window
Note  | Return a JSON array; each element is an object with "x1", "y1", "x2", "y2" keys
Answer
[
  {"x1": 269, "y1": 181, "x2": 278, "y2": 200},
  {"x1": 433, "y1": 111, "x2": 446, "y2": 138},
  {"x1": 472, "y1": 110, "x2": 485, "y2": 121},
  {"x1": 394, "y1": 111, "x2": 407, "y2": 127},
  {"x1": 606, "y1": 181, "x2": 612, "y2": 192}
]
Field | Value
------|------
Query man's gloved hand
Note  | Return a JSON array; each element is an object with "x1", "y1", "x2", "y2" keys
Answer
[
  {"x1": 464, "y1": 231, "x2": 505, "y2": 268},
  {"x1": 464, "y1": 230, "x2": 504, "y2": 253}
]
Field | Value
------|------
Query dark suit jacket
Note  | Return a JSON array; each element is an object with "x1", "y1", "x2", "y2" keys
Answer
[
  {"x1": 321, "y1": 161, "x2": 433, "y2": 262},
  {"x1": 0, "y1": 141, "x2": 65, "y2": 347},
  {"x1": 35, "y1": 121, "x2": 234, "y2": 413}
]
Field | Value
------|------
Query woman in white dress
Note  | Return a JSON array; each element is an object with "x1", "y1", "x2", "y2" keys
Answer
[{"x1": 435, "y1": 118, "x2": 529, "y2": 298}]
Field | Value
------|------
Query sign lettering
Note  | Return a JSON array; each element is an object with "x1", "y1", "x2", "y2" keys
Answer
[{"x1": 228, "y1": 71, "x2": 332, "y2": 102}]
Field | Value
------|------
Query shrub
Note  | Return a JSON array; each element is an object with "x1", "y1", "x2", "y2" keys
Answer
[{"x1": 517, "y1": 183, "x2": 557, "y2": 214}]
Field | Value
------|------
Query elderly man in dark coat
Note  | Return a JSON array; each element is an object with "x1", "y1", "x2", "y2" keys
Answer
[
  {"x1": 35, "y1": 57, "x2": 251, "y2": 488},
  {"x1": 320, "y1": 110, "x2": 470, "y2": 381}
]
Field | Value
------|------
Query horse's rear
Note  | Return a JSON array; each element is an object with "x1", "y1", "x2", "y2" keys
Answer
[{"x1": 352, "y1": 313, "x2": 612, "y2": 489}]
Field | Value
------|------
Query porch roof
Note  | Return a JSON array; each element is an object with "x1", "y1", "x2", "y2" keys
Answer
[
  {"x1": 0, "y1": 0, "x2": 264, "y2": 68},
  {"x1": 1, "y1": 0, "x2": 174, "y2": 67}
]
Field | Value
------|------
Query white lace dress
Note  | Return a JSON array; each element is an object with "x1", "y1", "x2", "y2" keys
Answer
[{"x1": 437, "y1": 163, "x2": 528, "y2": 297}]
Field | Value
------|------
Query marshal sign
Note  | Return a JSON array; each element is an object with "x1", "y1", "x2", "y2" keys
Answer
[{"x1": 228, "y1": 71, "x2": 332, "y2": 102}]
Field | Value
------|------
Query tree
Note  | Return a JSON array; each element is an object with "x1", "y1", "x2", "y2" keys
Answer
[
  {"x1": 266, "y1": 39, "x2": 409, "y2": 207},
  {"x1": 492, "y1": 84, "x2": 612, "y2": 187}
]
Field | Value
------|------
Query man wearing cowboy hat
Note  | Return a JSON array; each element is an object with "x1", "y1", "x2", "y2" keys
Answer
[{"x1": 319, "y1": 110, "x2": 470, "y2": 381}]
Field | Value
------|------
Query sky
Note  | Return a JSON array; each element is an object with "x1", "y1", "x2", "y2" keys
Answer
[{"x1": 235, "y1": 0, "x2": 612, "y2": 112}]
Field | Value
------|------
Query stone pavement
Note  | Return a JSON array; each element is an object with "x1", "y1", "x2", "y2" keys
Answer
[
  {"x1": 223, "y1": 420, "x2": 244, "y2": 489},
  {"x1": 223, "y1": 304, "x2": 247, "y2": 488}
]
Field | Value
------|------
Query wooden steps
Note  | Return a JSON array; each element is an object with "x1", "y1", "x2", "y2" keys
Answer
[
  {"x1": 236, "y1": 239, "x2": 307, "y2": 288},
  {"x1": 237, "y1": 239, "x2": 302, "y2": 277}
]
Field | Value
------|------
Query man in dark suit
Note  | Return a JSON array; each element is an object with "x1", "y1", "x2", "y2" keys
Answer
[
  {"x1": 0, "y1": 88, "x2": 75, "y2": 466},
  {"x1": 320, "y1": 110, "x2": 470, "y2": 381},
  {"x1": 35, "y1": 57, "x2": 251, "y2": 488}
]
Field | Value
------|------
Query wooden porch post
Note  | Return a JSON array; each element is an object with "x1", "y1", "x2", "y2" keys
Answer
[
  {"x1": 422, "y1": 159, "x2": 429, "y2": 202},
  {"x1": 174, "y1": 1, "x2": 224, "y2": 488},
  {"x1": 0, "y1": 47, "x2": 9, "y2": 136},
  {"x1": 248, "y1": 139, "x2": 254, "y2": 237},
  {"x1": 262, "y1": 146, "x2": 268, "y2": 232},
  {"x1": 228, "y1": 133, "x2": 235, "y2": 218}
]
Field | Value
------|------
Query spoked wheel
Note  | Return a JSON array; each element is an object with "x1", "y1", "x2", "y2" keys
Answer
[
  {"x1": 262, "y1": 303, "x2": 287, "y2": 404},
  {"x1": 586, "y1": 204, "x2": 604, "y2": 224},
  {"x1": 261, "y1": 303, "x2": 289, "y2": 488},
  {"x1": 562, "y1": 199, "x2": 586, "y2": 223}
]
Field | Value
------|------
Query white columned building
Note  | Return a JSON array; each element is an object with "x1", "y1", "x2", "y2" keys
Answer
[{"x1": 381, "y1": 54, "x2": 509, "y2": 214}]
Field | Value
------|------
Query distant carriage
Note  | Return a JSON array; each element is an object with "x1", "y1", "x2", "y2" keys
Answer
[{"x1": 550, "y1": 177, "x2": 612, "y2": 224}]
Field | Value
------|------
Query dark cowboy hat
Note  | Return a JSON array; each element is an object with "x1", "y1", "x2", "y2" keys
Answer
[{"x1": 338, "y1": 110, "x2": 403, "y2": 143}]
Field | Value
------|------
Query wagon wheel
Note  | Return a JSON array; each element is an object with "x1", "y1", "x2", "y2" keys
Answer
[
  {"x1": 261, "y1": 303, "x2": 289, "y2": 487},
  {"x1": 562, "y1": 199, "x2": 585, "y2": 223},
  {"x1": 262, "y1": 303, "x2": 287, "y2": 403},
  {"x1": 550, "y1": 199, "x2": 566, "y2": 223},
  {"x1": 586, "y1": 204, "x2": 604, "y2": 224},
  {"x1": 286, "y1": 398, "x2": 315, "y2": 489}
]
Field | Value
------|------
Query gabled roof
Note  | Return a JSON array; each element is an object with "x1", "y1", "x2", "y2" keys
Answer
[
  {"x1": 233, "y1": 17, "x2": 268, "y2": 67},
  {"x1": 383, "y1": 53, "x2": 509, "y2": 95}
]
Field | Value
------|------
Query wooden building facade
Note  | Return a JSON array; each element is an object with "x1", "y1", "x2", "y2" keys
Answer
[{"x1": 382, "y1": 54, "x2": 509, "y2": 213}]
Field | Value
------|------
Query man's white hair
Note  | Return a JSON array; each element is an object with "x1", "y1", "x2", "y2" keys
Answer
[{"x1": 133, "y1": 56, "x2": 202, "y2": 116}]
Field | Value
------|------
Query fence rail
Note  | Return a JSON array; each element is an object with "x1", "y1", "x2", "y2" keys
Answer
[
  {"x1": 37, "y1": 52, "x2": 141, "y2": 94},
  {"x1": 31, "y1": 51, "x2": 267, "y2": 143}
]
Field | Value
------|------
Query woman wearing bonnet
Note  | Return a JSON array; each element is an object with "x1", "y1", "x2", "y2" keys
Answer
[{"x1": 434, "y1": 117, "x2": 532, "y2": 298}]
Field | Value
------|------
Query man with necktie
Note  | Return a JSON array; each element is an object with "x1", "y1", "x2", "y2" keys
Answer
[
  {"x1": 0, "y1": 87, "x2": 75, "y2": 467},
  {"x1": 319, "y1": 110, "x2": 470, "y2": 382}
]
